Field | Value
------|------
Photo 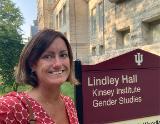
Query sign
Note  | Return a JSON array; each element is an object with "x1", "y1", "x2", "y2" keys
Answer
[{"x1": 82, "y1": 49, "x2": 160, "y2": 124}]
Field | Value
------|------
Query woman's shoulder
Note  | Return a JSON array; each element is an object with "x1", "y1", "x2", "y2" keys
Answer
[
  {"x1": 0, "y1": 91, "x2": 29, "y2": 123},
  {"x1": 0, "y1": 91, "x2": 20, "y2": 104},
  {"x1": 0, "y1": 91, "x2": 28, "y2": 112},
  {"x1": 0, "y1": 91, "x2": 25, "y2": 105},
  {"x1": 61, "y1": 95, "x2": 79, "y2": 124},
  {"x1": 61, "y1": 95, "x2": 74, "y2": 104},
  {"x1": 61, "y1": 95, "x2": 76, "y2": 110}
]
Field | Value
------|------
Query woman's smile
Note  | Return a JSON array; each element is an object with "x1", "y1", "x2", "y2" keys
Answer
[
  {"x1": 32, "y1": 37, "x2": 70, "y2": 85},
  {"x1": 48, "y1": 70, "x2": 63, "y2": 75}
]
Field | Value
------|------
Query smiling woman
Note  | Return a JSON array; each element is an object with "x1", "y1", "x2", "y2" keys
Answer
[{"x1": 0, "y1": 29, "x2": 79, "y2": 124}]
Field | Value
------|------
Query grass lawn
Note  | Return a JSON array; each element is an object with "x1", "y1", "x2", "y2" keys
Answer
[
  {"x1": 61, "y1": 82, "x2": 75, "y2": 100},
  {"x1": 0, "y1": 82, "x2": 75, "y2": 100}
]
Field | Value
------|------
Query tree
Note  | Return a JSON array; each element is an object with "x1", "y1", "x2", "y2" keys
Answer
[{"x1": 0, "y1": 0, "x2": 24, "y2": 90}]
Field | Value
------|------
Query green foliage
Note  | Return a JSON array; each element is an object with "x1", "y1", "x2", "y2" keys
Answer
[
  {"x1": 0, "y1": 0, "x2": 24, "y2": 87},
  {"x1": 0, "y1": 83, "x2": 75, "y2": 101},
  {"x1": 0, "y1": 0, "x2": 23, "y2": 28},
  {"x1": 16, "y1": 84, "x2": 32, "y2": 92},
  {"x1": 0, "y1": 83, "x2": 32, "y2": 95},
  {"x1": 61, "y1": 82, "x2": 75, "y2": 100}
]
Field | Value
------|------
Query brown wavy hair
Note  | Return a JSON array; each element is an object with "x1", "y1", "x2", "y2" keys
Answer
[{"x1": 15, "y1": 29, "x2": 78, "y2": 87}]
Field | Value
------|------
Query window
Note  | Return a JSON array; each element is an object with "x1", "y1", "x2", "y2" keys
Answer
[
  {"x1": 98, "y1": 2, "x2": 103, "y2": 32},
  {"x1": 109, "y1": 0, "x2": 124, "y2": 3},
  {"x1": 123, "y1": 30, "x2": 130, "y2": 47},
  {"x1": 116, "y1": 28, "x2": 130, "y2": 49},
  {"x1": 99, "y1": 45, "x2": 105, "y2": 55},
  {"x1": 59, "y1": 10, "x2": 62, "y2": 28},
  {"x1": 49, "y1": 15, "x2": 54, "y2": 28},
  {"x1": 92, "y1": 47, "x2": 96, "y2": 56},
  {"x1": 142, "y1": 19, "x2": 160, "y2": 44},
  {"x1": 150, "y1": 20, "x2": 160, "y2": 43},
  {"x1": 91, "y1": 8, "x2": 97, "y2": 35},
  {"x1": 56, "y1": 15, "x2": 59, "y2": 29},
  {"x1": 63, "y1": 4, "x2": 66, "y2": 25}
]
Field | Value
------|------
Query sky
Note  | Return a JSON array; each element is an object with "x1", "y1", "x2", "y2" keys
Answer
[{"x1": 12, "y1": 0, "x2": 37, "y2": 38}]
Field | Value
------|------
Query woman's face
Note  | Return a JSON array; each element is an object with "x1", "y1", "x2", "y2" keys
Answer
[{"x1": 32, "y1": 37, "x2": 70, "y2": 86}]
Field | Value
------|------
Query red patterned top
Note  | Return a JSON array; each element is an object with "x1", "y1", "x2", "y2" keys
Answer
[{"x1": 0, "y1": 91, "x2": 79, "y2": 124}]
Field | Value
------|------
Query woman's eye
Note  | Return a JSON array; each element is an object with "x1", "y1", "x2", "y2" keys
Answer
[
  {"x1": 42, "y1": 55, "x2": 53, "y2": 59},
  {"x1": 60, "y1": 53, "x2": 68, "y2": 58}
]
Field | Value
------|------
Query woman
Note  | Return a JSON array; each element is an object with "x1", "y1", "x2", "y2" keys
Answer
[{"x1": 0, "y1": 29, "x2": 79, "y2": 124}]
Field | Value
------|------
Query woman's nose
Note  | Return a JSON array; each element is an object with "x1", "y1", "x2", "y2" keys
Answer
[{"x1": 52, "y1": 56, "x2": 62, "y2": 67}]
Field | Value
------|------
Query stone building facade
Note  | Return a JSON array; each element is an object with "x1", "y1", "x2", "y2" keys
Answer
[
  {"x1": 53, "y1": 0, "x2": 90, "y2": 62},
  {"x1": 89, "y1": 0, "x2": 160, "y2": 64},
  {"x1": 37, "y1": 0, "x2": 160, "y2": 64},
  {"x1": 37, "y1": 0, "x2": 90, "y2": 63},
  {"x1": 37, "y1": 0, "x2": 53, "y2": 30}
]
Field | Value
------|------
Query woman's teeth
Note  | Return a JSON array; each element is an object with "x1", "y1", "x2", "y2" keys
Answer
[{"x1": 49, "y1": 70, "x2": 63, "y2": 75}]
